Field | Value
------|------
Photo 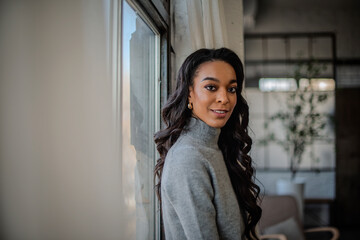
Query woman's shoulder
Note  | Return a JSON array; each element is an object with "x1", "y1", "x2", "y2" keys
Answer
[
  {"x1": 164, "y1": 138, "x2": 209, "y2": 174},
  {"x1": 166, "y1": 137, "x2": 206, "y2": 168},
  {"x1": 162, "y1": 138, "x2": 214, "y2": 195},
  {"x1": 167, "y1": 133, "x2": 223, "y2": 170}
]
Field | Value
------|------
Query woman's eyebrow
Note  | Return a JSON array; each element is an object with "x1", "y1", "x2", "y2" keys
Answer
[
  {"x1": 201, "y1": 77, "x2": 219, "y2": 82},
  {"x1": 201, "y1": 77, "x2": 237, "y2": 84},
  {"x1": 229, "y1": 80, "x2": 237, "y2": 84}
]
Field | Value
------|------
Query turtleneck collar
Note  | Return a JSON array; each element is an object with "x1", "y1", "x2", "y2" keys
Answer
[{"x1": 183, "y1": 117, "x2": 221, "y2": 147}]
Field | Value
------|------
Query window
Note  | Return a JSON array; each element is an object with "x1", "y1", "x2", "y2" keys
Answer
[
  {"x1": 244, "y1": 33, "x2": 336, "y2": 200},
  {"x1": 244, "y1": 33, "x2": 336, "y2": 171},
  {"x1": 120, "y1": 0, "x2": 164, "y2": 239}
]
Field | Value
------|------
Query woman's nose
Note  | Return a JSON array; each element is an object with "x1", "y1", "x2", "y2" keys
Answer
[{"x1": 216, "y1": 89, "x2": 230, "y2": 104}]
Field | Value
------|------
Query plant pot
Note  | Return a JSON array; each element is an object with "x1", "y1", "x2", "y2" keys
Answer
[{"x1": 276, "y1": 178, "x2": 305, "y2": 222}]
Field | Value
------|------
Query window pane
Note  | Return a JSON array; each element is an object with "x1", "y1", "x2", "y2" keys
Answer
[{"x1": 122, "y1": 1, "x2": 158, "y2": 239}]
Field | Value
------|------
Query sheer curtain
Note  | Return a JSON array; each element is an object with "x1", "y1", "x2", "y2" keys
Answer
[{"x1": 185, "y1": 0, "x2": 229, "y2": 50}]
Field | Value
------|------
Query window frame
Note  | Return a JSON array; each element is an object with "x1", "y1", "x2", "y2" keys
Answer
[{"x1": 110, "y1": 0, "x2": 170, "y2": 239}]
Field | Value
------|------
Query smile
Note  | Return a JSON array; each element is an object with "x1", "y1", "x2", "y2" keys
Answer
[
  {"x1": 211, "y1": 109, "x2": 229, "y2": 117},
  {"x1": 213, "y1": 110, "x2": 227, "y2": 114}
]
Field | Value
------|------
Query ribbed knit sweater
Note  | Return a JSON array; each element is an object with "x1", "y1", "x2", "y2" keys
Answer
[{"x1": 161, "y1": 117, "x2": 244, "y2": 240}]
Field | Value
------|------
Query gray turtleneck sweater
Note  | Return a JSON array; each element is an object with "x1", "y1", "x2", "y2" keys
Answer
[{"x1": 161, "y1": 117, "x2": 244, "y2": 240}]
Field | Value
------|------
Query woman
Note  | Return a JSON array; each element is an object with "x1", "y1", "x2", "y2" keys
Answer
[{"x1": 154, "y1": 48, "x2": 261, "y2": 240}]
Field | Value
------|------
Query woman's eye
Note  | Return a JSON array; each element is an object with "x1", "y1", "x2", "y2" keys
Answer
[
  {"x1": 228, "y1": 87, "x2": 237, "y2": 93},
  {"x1": 205, "y1": 85, "x2": 216, "y2": 91}
]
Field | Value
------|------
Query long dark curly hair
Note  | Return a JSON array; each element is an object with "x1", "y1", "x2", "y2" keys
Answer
[{"x1": 154, "y1": 48, "x2": 262, "y2": 239}]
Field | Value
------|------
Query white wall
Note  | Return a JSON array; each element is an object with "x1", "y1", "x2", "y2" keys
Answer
[{"x1": 0, "y1": 1, "x2": 125, "y2": 239}]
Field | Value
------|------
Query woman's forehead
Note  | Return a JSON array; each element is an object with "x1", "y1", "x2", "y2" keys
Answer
[{"x1": 193, "y1": 61, "x2": 237, "y2": 83}]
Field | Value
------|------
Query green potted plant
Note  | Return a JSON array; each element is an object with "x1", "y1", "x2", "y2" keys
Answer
[
  {"x1": 259, "y1": 60, "x2": 333, "y2": 220},
  {"x1": 261, "y1": 60, "x2": 331, "y2": 179}
]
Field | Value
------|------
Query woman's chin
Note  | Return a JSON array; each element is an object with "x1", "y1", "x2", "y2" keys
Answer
[{"x1": 204, "y1": 118, "x2": 229, "y2": 129}]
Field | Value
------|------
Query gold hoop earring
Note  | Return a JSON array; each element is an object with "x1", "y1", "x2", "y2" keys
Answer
[{"x1": 187, "y1": 103, "x2": 193, "y2": 110}]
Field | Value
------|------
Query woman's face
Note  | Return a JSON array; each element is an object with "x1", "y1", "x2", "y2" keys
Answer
[{"x1": 188, "y1": 60, "x2": 238, "y2": 128}]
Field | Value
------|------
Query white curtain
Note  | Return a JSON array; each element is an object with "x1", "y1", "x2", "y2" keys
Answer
[
  {"x1": 0, "y1": 1, "x2": 126, "y2": 239},
  {"x1": 186, "y1": 0, "x2": 229, "y2": 50}
]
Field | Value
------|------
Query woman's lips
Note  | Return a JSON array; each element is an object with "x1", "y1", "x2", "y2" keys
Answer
[{"x1": 211, "y1": 109, "x2": 228, "y2": 118}]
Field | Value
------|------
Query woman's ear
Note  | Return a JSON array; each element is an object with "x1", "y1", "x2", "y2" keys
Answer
[
  {"x1": 188, "y1": 86, "x2": 194, "y2": 102},
  {"x1": 187, "y1": 87, "x2": 194, "y2": 110}
]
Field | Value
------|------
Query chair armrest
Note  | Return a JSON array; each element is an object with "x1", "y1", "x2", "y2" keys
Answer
[
  {"x1": 260, "y1": 234, "x2": 288, "y2": 240},
  {"x1": 304, "y1": 227, "x2": 340, "y2": 240}
]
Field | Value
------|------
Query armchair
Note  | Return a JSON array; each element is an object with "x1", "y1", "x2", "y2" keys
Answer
[{"x1": 259, "y1": 195, "x2": 339, "y2": 240}]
